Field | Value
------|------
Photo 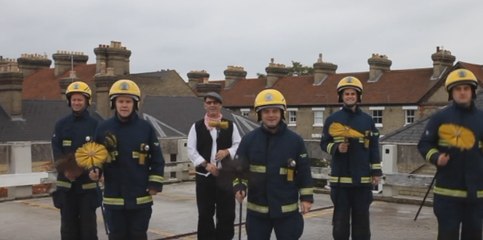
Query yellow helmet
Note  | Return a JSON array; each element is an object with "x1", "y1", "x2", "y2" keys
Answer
[
  {"x1": 109, "y1": 79, "x2": 141, "y2": 109},
  {"x1": 254, "y1": 89, "x2": 286, "y2": 112},
  {"x1": 337, "y1": 76, "x2": 363, "y2": 93},
  {"x1": 337, "y1": 76, "x2": 363, "y2": 102},
  {"x1": 66, "y1": 81, "x2": 92, "y2": 106},
  {"x1": 445, "y1": 69, "x2": 478, "y2": 93}
]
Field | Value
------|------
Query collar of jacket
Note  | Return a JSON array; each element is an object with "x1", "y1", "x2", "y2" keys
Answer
[
  {"x1": 452, "y1": 101, "x2": 476, "y2": 113},
  {"x1": 72, "y1": 109, "x2": 90, "y2": 119},
  {"x1": 114, "y1": 111, "x2": 139, "y2": 124},
  {"x1": 342, "y1": 105, "x2": 361, "y2": 114},
  {"x1": 261, "y1": 121, "x2": 287, "y2": 135}
]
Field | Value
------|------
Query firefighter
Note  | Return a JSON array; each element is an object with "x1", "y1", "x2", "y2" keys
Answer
[
  {"x1": 320, "y1": 76, "x2": 382, "y2": 240},
  {"x1": 187, "y1": 92, "x2": 241, "y2": 240},
  {"x1": 89, "y1": 79, "x2": 165, "y2": 240},
  {"x1": 418, "y1": 69, "x2": 483, "y2": 240},
  {"x1": 51, "y1": 81, "x2": 100, "y2": 240},
  {"x1": 233, "y1": 89, "x2": 314, "y2": 240}
]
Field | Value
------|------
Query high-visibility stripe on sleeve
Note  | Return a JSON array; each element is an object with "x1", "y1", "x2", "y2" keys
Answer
[
  {"x1": 333, "y1": 137, "x2": 345, "y2": 143},
  {"x1": 371, "y1": 163, "x2": 382, "y2": 170},
  {"x1": 425, "y1": 148, "x2": 438, "y2": 162},
  {"x1": 327, "y1": 143, "x2": 335, "y2": 154},
  {"x1": 56, "y1": 180, "x2": 71, "y2": 189},
  {"x1": 149, "y1": 175, "x2": 164, "y2": 183},
  {"x1": 136, "y1": 195, "x2": 153, "y2": 205},
  {"x1": 81, "y1": 183, "x2": 97, "y2": 190},
  {"x1": 299, "y1": 188, "x2": 313, "y2": 195}
]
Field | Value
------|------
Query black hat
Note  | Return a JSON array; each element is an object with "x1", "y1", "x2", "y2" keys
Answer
[{"x1": 204, "y1": 92, "x2": 223, "y2": 104}]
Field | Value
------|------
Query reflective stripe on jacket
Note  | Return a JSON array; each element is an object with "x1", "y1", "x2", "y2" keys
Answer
[
  {"x1": 234, "y1": 122, "x2": 314, "y2": 218},
  {"x1": 418, "y1": 103, "x2": 483, "y2": 200}
]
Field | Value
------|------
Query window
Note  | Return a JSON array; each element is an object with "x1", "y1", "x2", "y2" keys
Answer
[
  {"x1": 403, "y1": 106, "x2": 418, "y2": 125},
  {"x1": 240, "y1": 108, "x2": 250, "y2": 118},
  {"x1": 405, "y1": 110, "x2": 415, "y2": 124},
  {"x1": 312, "y1": 107, "x2": 325, "y2": 127},
  {"x1": 287, "y1": 108, "x2": 298, "y2": 126},
  {"x1": 372, "y1": 110, "x2": 383, "y2": 125},
  {"x1": 369, "y1": 106, "x2": 385, "y2": 127}
]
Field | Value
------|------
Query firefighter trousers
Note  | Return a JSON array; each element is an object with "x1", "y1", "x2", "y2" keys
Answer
[
  {"x1": 106, "y1": 207, "x2": 152, "y2": 240},
  {"x1": 246, "y1": 212, "x2": 304, "y2": 240},
  {"x1": 330, "y1": 186, "x2": 373, "y2": 240},
  {"x1": 434, "y1": 195, "x2": 483, "y2": 240},
  {"x1": 54, "y1": 190, "x2": 99, "y2": 240},
  {"x1": 195, "y1": 174, "x2": 235, "y2": 240}
]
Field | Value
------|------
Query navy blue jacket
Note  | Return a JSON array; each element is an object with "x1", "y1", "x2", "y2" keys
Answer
[
  {"x1": 234, "y1": 122, "x2": 313, "y2": 218},
  {"x1": 418, "y1": 103, "x2": 483, "y2": 201},
  {"x1": 95, "y1": 113, "x2": 165, "y2": 209},
  {"x1": 51, "y1": 110, "x2": 99, "y2": 193},
  {"x1": 320, "y1": 106, "x2": 382, "y2": 187}
]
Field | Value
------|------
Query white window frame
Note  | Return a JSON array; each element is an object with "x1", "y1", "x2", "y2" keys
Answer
[
  {"x1": 402, "y1": 106, "x2": 418, "y2": 125},
  {"x1": 369, "y1": 106, "x2": 385, "y2": 128},
  {"x1": 311, "y1": 133, "x2": 322, "y2": 139},
  {"x1": 287, "y1": 108, "x2": 298, "y2": 126},
  {"x1": 312, "y1": 107, "x2": 325, "y2": 127},
  {"x1": 240, "y1": 108, "x2": 250, "y2": 118}
]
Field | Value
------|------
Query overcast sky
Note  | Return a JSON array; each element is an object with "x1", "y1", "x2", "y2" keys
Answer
[{"x1": 2, "y1": 0, "x2": 482, "y2": 80}]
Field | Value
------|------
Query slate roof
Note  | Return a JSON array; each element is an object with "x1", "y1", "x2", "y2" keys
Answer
[
  {"x1": 3, "y1": 62, "x2": 255, "y2": 142},
  {"x1": 0, "y1": 96, "x2": 258, "y2": 142},
  {"x1": 0, "y1": 100, "x2": 102, "y2": 142},
  {"x1": 141, "y1": 96, "x2": 258, "y2": 138}
]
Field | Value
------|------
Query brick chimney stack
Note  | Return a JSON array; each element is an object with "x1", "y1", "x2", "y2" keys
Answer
[
  {"x1": 431, "y1": 46, "x2": 455, "y2": 80},
  {"x1": 265, "y1": 58, "x2": 289, "y2": 88},
  {"x1": 196, "y1": 83, "x2": 222, "y2": 95},
  {"x1": 223, "y1": 65, "x2": 247, "y2": 89},
  {"x1": 313, "y1": 53, "x2": 337, "y2": 85},
  {"x1": 187, "y1": 70, "x2": 210, "y2": 90},
  {"x1": 17, "y1": 53, "x2": 52, "y2": 77},
  {"x1": 368, "y1": 53, "x2": 391, "y2": 82},
  {"x1": 94, "y1": 68, "x2": 117, "y2": 119},
  {"x1": 94, "y1": 41, "x2": 131, "y2": 76},
  {"x1": 0, "y1": 57, "x2": 24, "y2": 119},
  {"x1": 52, "y1": 51, "x2": 88, "y2": 77}
]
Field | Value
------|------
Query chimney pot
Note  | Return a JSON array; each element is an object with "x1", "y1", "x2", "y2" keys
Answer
[
  {"x1": 187, "y1": 70, "x2": 210, "y2": 90},
  {"x1": 313, "y1": 54, "x2": 337, "y2": 85},
  {"x1": 224, "y1": 65, "x2": 247, "y2": 89},
  {"x1": 94, "y1": 41, "x2": 131, "y2": 76},
  {"x1": 431, "y1": 46, "x2": 455, "y2": 79},
  {"x1": 17, "y1": 53, "x2": 52, "y2": 77},
  {"x1": 368, "y1": 53, "x2": 391, "y2": 82},
  {"x1": 265, "y1": 59, "x2": 289, "y2": 88}
]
